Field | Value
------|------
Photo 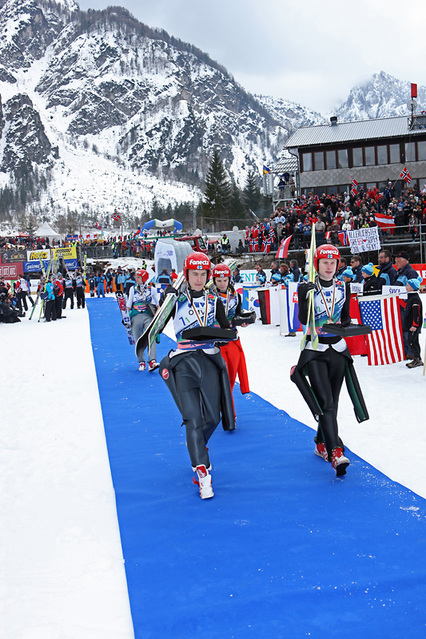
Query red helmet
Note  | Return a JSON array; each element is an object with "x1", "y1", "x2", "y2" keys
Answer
[
  {"x1": 314, "y1": 244, "x2": 340, "y2": 271},
  {"x1": 136, "y1": 269, "x2": 149, "y2": 283},
  {"x1": 183, "y1": 252, "x2": 211, "y2": 280},
  {"x1": 212, "y1": 263, "x2": 231, "y2": 279}
]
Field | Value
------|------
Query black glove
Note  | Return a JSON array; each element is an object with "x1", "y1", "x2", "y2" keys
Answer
[{"x1": 304, "y1": 282, "x2": 316, "y2": 298}]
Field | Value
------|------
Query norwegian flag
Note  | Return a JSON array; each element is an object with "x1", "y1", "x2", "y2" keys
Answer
[
  {"x1": 276, "y1": 235, "x2": 292, "y2": 259},
  {"x1": 350, "y1": 176, "x2": 358, "y2": 196},
  {"x1": 112, "y1": 212, "x2": 121, "y2": 221},
  {"x1": 400, "y1": 167, "x2": 412, "y2": 184},
  {"x1": 375, "y1": 212, "x2": 396, "y2": 231},
  {"x1": 325, "y1": 231, "x2": 331, "y2": 240},
  {"x1": 358, "y1": 294, "x2": 404, "y2": 366}
]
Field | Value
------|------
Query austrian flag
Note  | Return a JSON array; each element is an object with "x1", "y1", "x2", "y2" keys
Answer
[{"x1": 400, "y1": 167, "x2": 412, "y2": 184}]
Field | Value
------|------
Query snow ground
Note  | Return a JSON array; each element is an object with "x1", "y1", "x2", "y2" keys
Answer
[{"x1": 1, "y1": 275, "x2": 425, "y2": 638}]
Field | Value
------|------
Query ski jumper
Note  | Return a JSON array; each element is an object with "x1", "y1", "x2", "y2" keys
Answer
[
  {"x1": 159, "y1": 287, "x2": 235, "y2": 470},
  {"x1": 127, "y1": 283, "x2": 157, "y2": 363},
  {"x1": 296, "y1": 277, "x2": 352, "y2": 458},
  {"x1": 214, "y1": 287, "x2": 249, "y2": 396}
]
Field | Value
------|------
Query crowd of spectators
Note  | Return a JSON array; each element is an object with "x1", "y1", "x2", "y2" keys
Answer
[{"x1": 243, "y1": 184, "x2": 426, "y2": 253}]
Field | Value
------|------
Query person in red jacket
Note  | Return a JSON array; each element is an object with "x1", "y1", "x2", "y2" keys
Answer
[{"x1": 211, "y1": 263, "x2": 251, "y2": 415}]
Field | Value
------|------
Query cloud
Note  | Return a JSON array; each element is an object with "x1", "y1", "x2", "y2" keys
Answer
[{"x1": 77, "y1": 0, "x2": 426, "y2": 112}]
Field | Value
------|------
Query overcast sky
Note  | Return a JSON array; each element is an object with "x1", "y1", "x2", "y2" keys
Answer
[{"x1": 77, "y1": 0, "x2": 426, "y2": 114}]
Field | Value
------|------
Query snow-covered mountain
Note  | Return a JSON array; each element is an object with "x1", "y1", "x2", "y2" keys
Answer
[
  {"x1": 0, "y1": 0, "x2": 424, "y2": 229},
  {"x1": 334, "y1": 71, "x2": 426, "y2": 122},
  {"x1": 0, "y1": 0, "x2": 288, "y2": 226}
]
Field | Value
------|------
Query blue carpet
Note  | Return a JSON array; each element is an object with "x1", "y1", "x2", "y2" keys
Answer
[{"x1": 88, "y1": 297, "x2": 426, "y2": 639}]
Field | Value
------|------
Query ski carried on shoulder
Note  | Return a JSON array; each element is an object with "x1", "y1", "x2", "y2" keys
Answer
[
  {"x1": 116, "y1": 291, "x2": 135, "y2": 345},
  {"x1": 300, "y1": 222, "x2": 318, "y2": 350},
  {"x1": 136, "y1": 273, "x2": 185, "y2": 359}
]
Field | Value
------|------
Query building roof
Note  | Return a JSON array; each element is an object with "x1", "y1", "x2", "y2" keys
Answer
[
  {"x1": 272, "y1": 156, "x2": 299, "y2": 174},
  {"x1": 285, "y1": 115, "x2": 426, "y2": 149}
]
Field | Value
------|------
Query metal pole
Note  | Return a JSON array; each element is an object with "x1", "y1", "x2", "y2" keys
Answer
[{"x1": 420, "y1": 220, "x2": 423, "y2": 263}]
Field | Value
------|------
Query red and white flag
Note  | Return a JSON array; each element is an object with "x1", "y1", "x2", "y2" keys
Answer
[
  {"x1": 358, "y1": 294, "x2": 404, "y2": 366},
  {"x1": 400, "y1": 167, "x2": 412, "y2": 184},
  {"x1": 374, "y1": 211, "x2": 396, "y2": 231},
  {"x1": 350, "y1": 176, "x2": 358, "y2": 196},
  {"x1": 276, "y1": 235, "x2": 292, "y2": 259}
]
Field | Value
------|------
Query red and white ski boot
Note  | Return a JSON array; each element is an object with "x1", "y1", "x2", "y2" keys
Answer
[
  {"x1": 194, "y1": 464, "x2": 214, "y2": 499},
  {"x1": 331, "y1": 447, "x2": 350, "y2": 476},
  {"x1": 314, "y1": 442, "x2": 328, "y2": 462}
]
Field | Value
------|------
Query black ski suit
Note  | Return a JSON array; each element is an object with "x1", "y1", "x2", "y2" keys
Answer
[{"x1": 296, "y1": 278, "x2": 352, "y2": 458}]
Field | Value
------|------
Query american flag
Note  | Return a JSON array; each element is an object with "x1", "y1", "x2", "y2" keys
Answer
[
  {"x1": 358, "y1": 294, "x2": 404, "y2": 365},
  {"x1": 400, "y1": 167, "x2": 412, "y2": 184}
]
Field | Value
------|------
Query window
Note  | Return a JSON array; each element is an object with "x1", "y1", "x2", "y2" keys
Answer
[
  {"x1": 364, "y1": 147, "x2": 375, "y2": 165},
  {"x1": 389, "y1": 144, "x2": 400, "y2": 164},
  {"x1": 326, "y1": 150, "x2": 336, "y2": 169},
  {"x1": 418, "y1": 141, "x2": 426, "y2": 161},
  {"x1": 353, "y1": 147, "x2": 363, "y2": 166},
  {"x1": 377, "y1": 145, "x2": 388, "y2": 164},
  {"x1": 302, "y1": 152, "x2": 312, "y2": 171},
  {"x1": 314, "y1": 152, "x2": 324, "y2": 170},
  {"x1": 405, "y1": 142, "x2": 416, "y2": 162},
  {"x1": 337, "y1": 149, "x2": 348, "y2": 168}
]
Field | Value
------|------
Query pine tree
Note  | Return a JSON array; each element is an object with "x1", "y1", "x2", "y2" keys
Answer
[
  {"x1": 243, "y1": 169, "x2": 261, "y2": 215},
  {"x1": 202, "y1": 149, "x2": 231, "y2": 230},
  {"x1": 229, "y1": 179, "x2": 246, "y2": 225}
]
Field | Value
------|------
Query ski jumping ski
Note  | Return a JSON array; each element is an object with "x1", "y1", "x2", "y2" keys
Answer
[{"x1": 116, "y1": 291, "x2": 135, "y2": 345}]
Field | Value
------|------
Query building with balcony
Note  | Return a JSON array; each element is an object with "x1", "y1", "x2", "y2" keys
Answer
[{"x1": 283, "y1": 113, "x2": 426, "y2": 197}]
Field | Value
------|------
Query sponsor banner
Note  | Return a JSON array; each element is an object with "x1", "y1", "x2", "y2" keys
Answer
[
  {"x1": 1, "y1": 249, "x2": 27, "y2": 263},
  {"x1": 27, "y1": 249, "x2": 51, "y2": 261},
  {"x1": 411, "y1": 264, "x2": 426, "y2": 285},
  {"x1": 53, "y1": 246, "x2": 77, "y2": 260},
  {"x1": 383, "y1": 285, "x2": 407, "y2": 300},
  {"x1": 287, "y1": 282, "x2": 301, "y2": 333},
  {"x1": 350, "y1": 282, "x2": 363, "y2": 294},
  {"x1": 0, "y1": 262, "x2": 23, "y2": 279},
  {"x1": 23, "y1": 258, "x2": 79, "y2": 273}
]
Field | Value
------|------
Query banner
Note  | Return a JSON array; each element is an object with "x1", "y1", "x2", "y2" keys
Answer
[
  {"x1": 347, "y1": 227, "x2": 380, "y2": 253},
  {"x1": 1, "y1": 249, "x2": 26, "y2": 263},
  {"x1": 278, "y1": 283, "x2": 301, "y2": 335},
  {"x1": 0, "y1": 262, "x2": 23, "y2": 279},
  {"x1": 52, "y1": 246, "x2": 77, "y2": 260},
  {"x1": 27, "y1": 249, "x2": 51, "y2": 261},
  {"x1": 23, "y1": 258, "x2": 79, "y2": 273}
]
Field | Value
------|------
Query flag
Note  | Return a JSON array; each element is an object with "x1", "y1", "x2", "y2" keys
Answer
[
  {"x1": 411, "y1": 83, "x2": 418, "y2": 99},
  {"x1": 350, "y1": 176, "x2": 358, "y2": 197},
  {"x1": 112, "y1": 212, "x2": 121, "y2": 221},
  {"x1": 374, "y1": 211, "x2": 396, "y2": 231},
  {"x1": 358, "y1": 294, "x2": 404, "y2": 366},
  {"x1": 263, "y1": 165, "x2": 271, "y2": 175},
  {"x1": 325, "y1": 231, "x2": 331, "y2": 240},
  {"x1": 338, "y1": 231, "x2": 349, "y2": 246},
  {"x1": 276, "y1": 235, "x2": 292, "y2": 259},
  {"x1": 400, "y1": 167, "x2": 412, "y2": 184}
]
